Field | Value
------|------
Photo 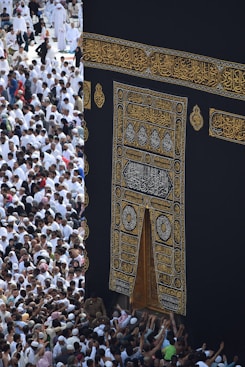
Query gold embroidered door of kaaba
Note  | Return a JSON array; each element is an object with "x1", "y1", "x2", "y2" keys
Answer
[{"x1": 110, "y1": 82, "x2": 187, "y2": 315}]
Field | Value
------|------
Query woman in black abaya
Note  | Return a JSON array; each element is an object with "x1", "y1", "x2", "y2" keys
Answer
[
  {"x1": 35, "y1": 37, "x2": 49, "y2": 64},
  {"x1": 74, "y1": 46, "x2": 82, "y2": 68}
]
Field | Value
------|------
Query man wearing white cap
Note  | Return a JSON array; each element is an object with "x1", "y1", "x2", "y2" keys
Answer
[
  {"x1": 0, "y1": 226, "x2": 8, "y2": 255},
  {"x1": 24, "y1": 340, "x2": 39, "y2": 365},
  {"x1": 54, "y1": 342, "x2": 75, "y2": 366},
  {"x1": 53, "y1": 335, "x2": 67, "y2": 359},
  {"x1": 66, "y1": 327, "x2": 80, "y2": 345},
  {"x1": 70, "y1": 68, "x2": 83, "y2": 95},
  {"x1": 71, "y1": 127, "x2": 84, "y2": 147},
  {"x1": 12, "y1": 262, "x2": 22, "y2": 282},
  {"x1": 56, "y1": 362, "x2": 66, "y2": 367}
]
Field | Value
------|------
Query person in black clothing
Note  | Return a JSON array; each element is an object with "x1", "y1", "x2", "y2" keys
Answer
[
  {"x1": 29, "y1": 0, "x2": 41, "y2": 19},
  {"x1": 16, "y1": 30, "x2": 28, "y2": 50},
  {"x1": 21, "y1": 171, "x2": 36, "y2": 196},
  {"x1": 35, "y1": 37, "x2": 49, "y2": 64},
  {"x1": 78, "y1": 81, "x2": 83, "y2": 99},
  {"x1": 0, "y1": 82, "x2": 9, "y2": 102},
  {"x1": 74, "y1": 46, "x2": 82, "y2": 68},
  {"x1": 33, "y1": 16, "x2": 44, "y2": 36},
  {"x1": 24, "y1": 72, "x2": 32, "y2": 103},
  {"x1": 55, "y1": 344, "x2": 76, "y2": 366},
  {"x1": 0, "y1": 7, "x2": 12, "y2": 29}
]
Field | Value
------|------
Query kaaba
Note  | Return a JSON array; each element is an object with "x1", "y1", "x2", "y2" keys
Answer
[{"x1": 83, "y1": 1, "x2": 245, "y2": 362}]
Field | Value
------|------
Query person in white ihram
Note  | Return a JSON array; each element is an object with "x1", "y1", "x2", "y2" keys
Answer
[
  {"x1": 66, "y1": 22, "x2": 80, "y2": 52},
  {"x1": 52, "y1": 0, "x2": 67, "y2": 38}
]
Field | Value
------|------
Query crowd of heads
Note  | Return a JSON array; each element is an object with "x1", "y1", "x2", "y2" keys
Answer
[{"x1": 0, "y1": 0, "x2": 92, "y2": 365}]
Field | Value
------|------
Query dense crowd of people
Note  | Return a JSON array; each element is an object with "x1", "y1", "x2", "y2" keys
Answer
[{"x1": 0, "y1": 1, "x2": 243, "y2": 367}]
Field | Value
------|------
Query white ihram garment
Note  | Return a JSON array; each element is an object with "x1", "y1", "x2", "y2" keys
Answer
[{"x1": 52, "y1": 3, "x2": 67, "y2": 38}]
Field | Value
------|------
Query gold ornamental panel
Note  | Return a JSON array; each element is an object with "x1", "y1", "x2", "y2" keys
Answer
[
  {"x1": 110, "y1": 82, "x2": 187, "y2": 315},
  {"x1": 209, "y1": 109, "x2": 245, "y2": 144}
]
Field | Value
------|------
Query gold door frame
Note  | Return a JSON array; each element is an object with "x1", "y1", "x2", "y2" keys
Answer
[{"x1": 110, "y1": 82, "x2": 187, "y2": 315}]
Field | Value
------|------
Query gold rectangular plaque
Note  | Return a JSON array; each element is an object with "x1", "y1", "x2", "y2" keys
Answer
[{"x1": 209, "y1": 108, "x2": 245, "y2": 144}]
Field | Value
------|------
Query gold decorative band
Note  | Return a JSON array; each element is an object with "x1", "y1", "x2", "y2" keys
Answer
[
  {"x1": 209, "y1": 109, "x2": 245, "y2": 144},
  {"x1": 83, "y1": 33, "x2": 245, "y2": 101}
]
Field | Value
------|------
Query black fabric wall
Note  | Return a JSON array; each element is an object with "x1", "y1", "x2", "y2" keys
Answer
[{"x1": 83, "y1": 0, "x2": 245, "y2": 362}]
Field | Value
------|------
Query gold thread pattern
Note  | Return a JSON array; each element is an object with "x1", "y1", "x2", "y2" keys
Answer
[
  {"x1": 84, "y1": 33, "x2": 245, "y2": 101},
  {"x1": 110, "y1": 82, "x2": 187, "y2": 315},
  {"x1": 209, "y1": 109, "x2": 245, "y2": 144},
  {"x1": 83, "y1": 81, "x2": 91, "y2": 110},
  {"x1": 83, "y1": 249, "x2": 89, "y2": 272},
  {"x1": 94, "y1": 83, "x2": 105, "y2": 108},
  {"x1": 190, "y1": 105, "x2": 204, "y2": 131},
  {"x1": 84, "y1": 221, "x2": 90, "y2": 241},
  {"x1": 83, "y1": 38, "x2": 148, "y2": 72},
  {"x1": 84, "y1": 153, "x2": 89, "y2": 176},
  {"x1": 83, "y1": 121, "x2": 89, "y2": 142},
  {"x1": 84, "y1": 189, "x2": 89, "y2": 208}
]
